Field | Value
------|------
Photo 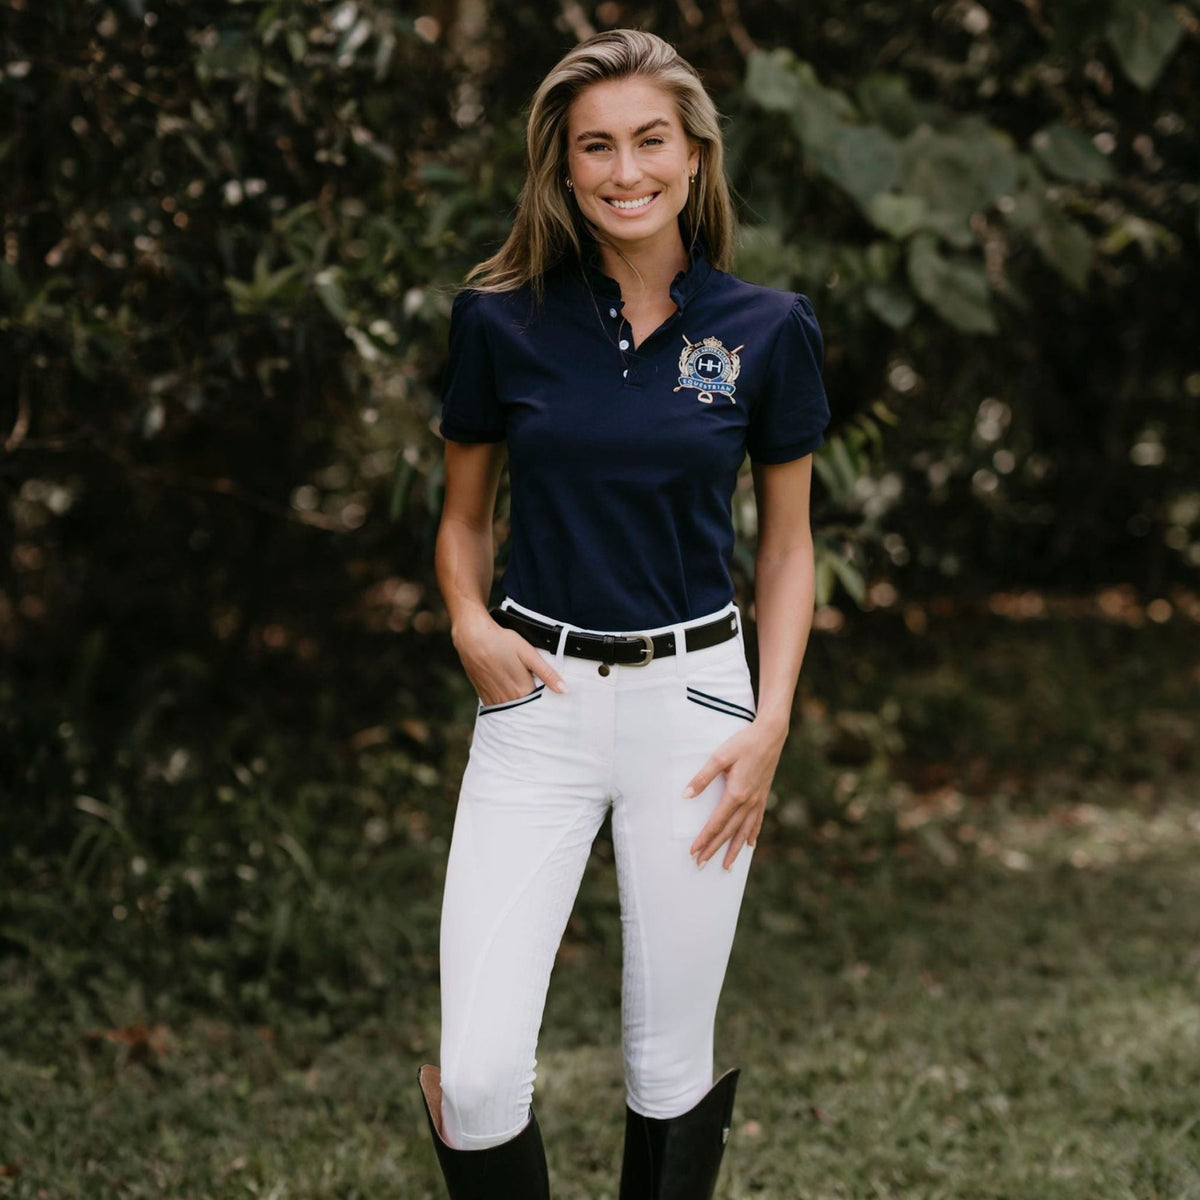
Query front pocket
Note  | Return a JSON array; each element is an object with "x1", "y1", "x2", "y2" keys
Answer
[
  {"x1": 685, "y1": 686, "x2": 755, "y2": 722},
  {"x1": 477, "y1": 682, "x2": 546, "y2": 715},
  {"x1": 670, "y1": 652, "x2": 757, "y2": 840}
]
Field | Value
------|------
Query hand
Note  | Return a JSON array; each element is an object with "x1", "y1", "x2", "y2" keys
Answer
[
  {"x1": 683, "y1": 719, "x2": 787, "y2": 871},
  {"x1": 452, "y1": 609, "x2": 568, "y2": 707}
]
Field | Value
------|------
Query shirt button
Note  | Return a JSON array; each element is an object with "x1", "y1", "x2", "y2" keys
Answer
[
  {"x1": 609, "y1": 307, "x2": 618, "y2": 318},
  {"x1": 619, "y1": 339, "x2": 629, "y2": 350}
]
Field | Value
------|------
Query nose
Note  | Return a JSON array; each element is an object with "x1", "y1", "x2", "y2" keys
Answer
[{"x1": 610, "y1": 144, "x2": 642, "y2": 188}]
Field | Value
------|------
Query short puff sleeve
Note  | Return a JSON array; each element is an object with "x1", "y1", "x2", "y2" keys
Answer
[
  {"x1": 747, "y1": 293, "x2": 831, "y2": 464},
  {"x1": 438, "y1": 289, "x2": 506, "y2": 444}
]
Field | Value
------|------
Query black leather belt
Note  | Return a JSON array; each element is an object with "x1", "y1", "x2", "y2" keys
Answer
[{"x1": 490, "y1": 606, "x2": 738, "y2": 667}]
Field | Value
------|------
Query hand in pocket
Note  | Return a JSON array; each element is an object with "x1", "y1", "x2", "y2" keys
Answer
[{"x1": 453, "y1": 611, "x2": 568, "y2": 708}]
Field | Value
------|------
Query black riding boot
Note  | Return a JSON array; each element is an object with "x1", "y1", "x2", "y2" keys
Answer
[
  {"x1": 618, "y1": 1068, "x2": 740, "y2": 1200},
  {"x1": 418, "y1": 1064, "x2": 552, "y2": 1200}
]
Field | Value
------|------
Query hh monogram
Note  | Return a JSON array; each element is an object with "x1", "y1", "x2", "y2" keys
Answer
[{"x1": 675, "y1": 335, "x2": 743, "y2": 405}]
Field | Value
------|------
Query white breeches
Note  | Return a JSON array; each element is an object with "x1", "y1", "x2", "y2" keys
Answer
[{"x1": 438, "y1": 595, "x2": 756, "y2": 1150}]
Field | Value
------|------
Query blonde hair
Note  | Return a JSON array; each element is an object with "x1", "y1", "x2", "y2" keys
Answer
[{"x1": 464, "y1": 29, "x2": 736, "y2": 301}]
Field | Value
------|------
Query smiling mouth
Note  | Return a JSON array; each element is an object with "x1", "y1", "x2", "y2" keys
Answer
[{"x1": 604, "y1": 192, "x2": 660, "y2": 211}]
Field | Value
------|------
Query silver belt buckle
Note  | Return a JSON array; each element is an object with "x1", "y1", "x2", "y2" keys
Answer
[{"x1": 625, "y1": 633, "x2": 655, "y2": 667}]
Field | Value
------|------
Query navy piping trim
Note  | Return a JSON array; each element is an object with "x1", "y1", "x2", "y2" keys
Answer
[
  {"x1": 686, "y1": 686, "x2": 755, "y2": 720},
  {"x1": 478, "y1": 683, "x2": 546, "y2": 715},
  {"x1": 686, "y1": 691, "x2": 755, "y2": 722}
]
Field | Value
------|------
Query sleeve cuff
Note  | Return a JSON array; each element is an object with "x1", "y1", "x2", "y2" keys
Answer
[
  {"x1": 747, "y1": 431, "x2": 824, "y2": 465},
  {"x1": 439, "y1": 420, "x2": 506, "y2": 444}
]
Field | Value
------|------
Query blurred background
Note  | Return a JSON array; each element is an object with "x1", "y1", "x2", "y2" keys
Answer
[{"x1": 1, "y1": 2, "x2": 1197, "y2": 1196}]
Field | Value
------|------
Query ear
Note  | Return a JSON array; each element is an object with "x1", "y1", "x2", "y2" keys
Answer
[{"x1": 688, "y1": 140, "x2": 701, "y2": 176}]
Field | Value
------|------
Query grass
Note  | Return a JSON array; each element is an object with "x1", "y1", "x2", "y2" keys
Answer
[{"x1": 2, "y1": 608, "x2": 1198, "y2": 1198}]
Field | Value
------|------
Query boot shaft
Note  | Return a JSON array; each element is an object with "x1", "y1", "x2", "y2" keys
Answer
[
  {"x1": 418, "y1": 1064, "x2": 551, "y2": 1200},
  {"x1": 619, "y1": 1067, "x2": 741, "y2": 1200}
]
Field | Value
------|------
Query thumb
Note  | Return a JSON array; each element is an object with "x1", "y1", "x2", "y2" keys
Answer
[{"x1": 524, "y1": 651, "x2": 568, "y2": 694}]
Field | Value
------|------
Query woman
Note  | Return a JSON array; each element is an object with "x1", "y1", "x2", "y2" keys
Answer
[{"x1": 419, "y1": 28, "x2": 830, "y2": 1200}]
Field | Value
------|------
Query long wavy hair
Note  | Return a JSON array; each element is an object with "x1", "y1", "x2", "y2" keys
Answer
[{"x1": 464, "y1": 29, "x2": 737, "y2": 302}]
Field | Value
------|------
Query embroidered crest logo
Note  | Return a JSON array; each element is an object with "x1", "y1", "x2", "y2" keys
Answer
[{"x1": 674, "y1": 335, "x2": 743, "y2": 405}]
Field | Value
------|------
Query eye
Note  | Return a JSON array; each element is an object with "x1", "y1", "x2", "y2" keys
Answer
[
  {"x1": 584, "y1": 142, "x2": 610, "y2": 153},
  {"x1": 642, "y1": 136, "x2": 665, "y2": 146}
]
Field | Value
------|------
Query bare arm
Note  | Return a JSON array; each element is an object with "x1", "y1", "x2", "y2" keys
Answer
[
  {"x1": 749, "y1": 453, "x2": 817, "y2": 743},
  {"x1": 435, "y1": 440, "x2": 506, "y2": 639},
  {"x1": 435, "y1": 440, "x2": 566, "y2": 704},
  {"x1": 682, "y1": 454, "x2": 816, "y2": 869}
]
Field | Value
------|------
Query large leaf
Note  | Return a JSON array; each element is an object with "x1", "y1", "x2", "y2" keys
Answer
[
  {"x1": 745, "y1": 51, "x2": 902, "y2": 211},
  {"x1": 789, "y1": 76, "x2": 857, "y2": 156},
  {"x1": 813, "y1": 124, "x2": 900, "y2": 207},
  {"x1": 855, "y1": 73, "x2": 921, "y2": 138},
  {"x1": 1105, "y1": 0, "x2": 1184, "y2": 90},
  {"x1": 1009, "y1": 186, "x2": 1093, "y2": 291},
  {"x1": 743, "y1": 47, "x2": 807, "y2": 113},
  {"x1": 906, "y1": 233, "x2": 997, "y2": 334},
  {"x1": 744, "y1": 48, "x2": 856, "y2": 155},
  {"x1": 865, "y1": 283, "x2": 917, "y2": 329},
  {"x1": 865, "y1": 193, "x2": 926, "y2": 238},
  {"x1": 1031, "y1": 123, "x2": 1116, "y2": 184},
  {"x1": 899, "y1": 124, "x2": 1020, "y2": 247}
]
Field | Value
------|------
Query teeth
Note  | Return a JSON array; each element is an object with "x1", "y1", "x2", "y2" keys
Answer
[{"x1": 608, "y1": 194, "x2": 656, "y2": 210}]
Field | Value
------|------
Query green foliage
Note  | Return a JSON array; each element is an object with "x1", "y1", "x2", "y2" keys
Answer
[
  {"x1": 0, "y1": 0, "x2": 1196, "y2": 827},
  {"x1": 907, "y1": 232, "x2": 997, "y2": 333},
  {"x1": 741, "y1": 46, "x2": 1096, "y2": 320},
  {"x1": 1031, "y1": 122, "x2": 1118, "y2": 185},
  {"x1": 1106, "y1": 0, "x2": 1186, "y2": 90},
  {"x1": 724, "y1": 7, "x2": 1196, "y2": 602}
]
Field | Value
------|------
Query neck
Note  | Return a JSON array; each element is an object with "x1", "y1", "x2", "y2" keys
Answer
[{"x1": 594, "y1": 232, "x2": 691, "y2": 302}]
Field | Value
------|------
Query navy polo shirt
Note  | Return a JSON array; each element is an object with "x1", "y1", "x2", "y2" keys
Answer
[{"x1": 439, "y1": 239, "x2": 831, "y2": 631}]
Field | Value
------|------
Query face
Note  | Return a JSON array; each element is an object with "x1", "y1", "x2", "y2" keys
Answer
[{"x1": 565, "y1": 76, "x2": 700, "y2": 257}]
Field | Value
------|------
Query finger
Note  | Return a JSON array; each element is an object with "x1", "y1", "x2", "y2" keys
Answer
[
  {"x1": 723, "y1": 813, "x2": 759, "y2": 870},
  {"x1": 692, "y1": 804, "x2": 747, "y2": 868},
  {"x1": 749, "y1": 812, "x2": 764, "y2": 848},
  {"x1": 682, "y1": 752, "x2": 729, "y2": 800},
  {"x1": 722, "y1": 833, "x2": 747, "y2": 872},
  {"x1": 688, "y1": 789, "x2": 742, "y2": 858},
  {"x1": 522, "y1": 651, "x2": 568, "y2": 694},
  {"x1": 476, "y1": 654, "x2": 556, "y2": 707},
  {"x1": 689, "y1": 803, "x2": 732, "y2": 861}
]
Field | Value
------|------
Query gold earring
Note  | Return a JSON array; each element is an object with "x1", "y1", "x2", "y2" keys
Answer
[{"x1": 566, "y1": 178, "x2": 574, "y2": 191}]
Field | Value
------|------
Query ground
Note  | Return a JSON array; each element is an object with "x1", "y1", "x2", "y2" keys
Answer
[{"x1": 2, "y1": 608, "x2": 1197, "y2": 1198}]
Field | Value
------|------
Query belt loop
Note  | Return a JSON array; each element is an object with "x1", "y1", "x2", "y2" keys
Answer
[
  {"x1": 553, "y1": 618, "x2": 570, "y2": 667},
  {"x1": 601, "y1": 634, "x2": 616, "y2": 668},
  {"x1": 732, "y1": 601, "x2": 744, "y2": 640},
  {"x1": 671, "y1": 616, "x2": 690, "y2": 675}
]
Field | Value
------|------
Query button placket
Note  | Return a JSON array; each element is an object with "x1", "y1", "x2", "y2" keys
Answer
[
  {"x1": 612, "y1": 305, "x2": 634, "y2": 383},
  {"x1": 603, "y1": 300, "x2": 632, "y2": 382}
]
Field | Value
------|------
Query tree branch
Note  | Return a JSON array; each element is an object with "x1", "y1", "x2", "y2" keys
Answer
[
  {"x1": 719, "y1": 0, "x2": 757, "y2": 58},
  {"x1": 558, "y1": 0, "x2": 595, "y2": 42}
]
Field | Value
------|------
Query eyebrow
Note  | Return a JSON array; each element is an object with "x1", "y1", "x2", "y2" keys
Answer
[{"x1": 574, "y1": 118, "x2": 672, "y2": 143}]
